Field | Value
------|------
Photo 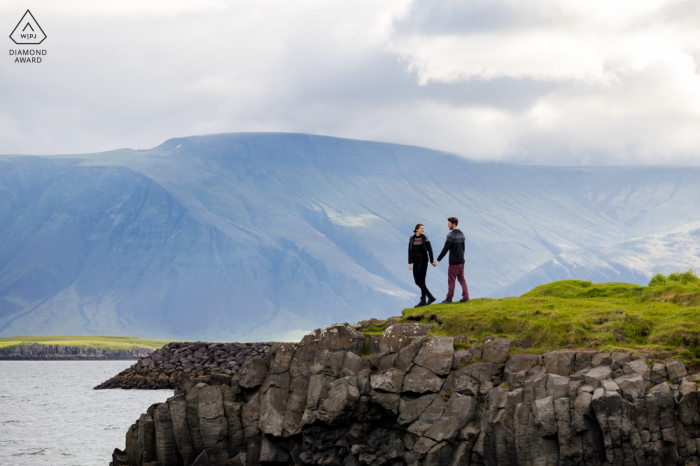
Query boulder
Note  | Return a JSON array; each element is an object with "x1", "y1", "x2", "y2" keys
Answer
[
  {"x1": 600, "y1": 379, "x2": 619, "y2": 392},
  {"x1": 370, "y1": 368, "x2": 405, "y2": 394},
  {"x1": 311, "y1": 349, "x2": 347, "y2": 377},
  {"x1": 575, "y1": 351, "x2": 598, "y2": 371},
  {"x1": 259, "y1": 376, "x2": 290, "y2": 436},
  {"x1": 398, "y1": 393, "x2": 438, "y2": 425},
  {"x1": 413, "y1": 337, "x2": 454, "y2": 376},
  {"x1": 452, "y1": 349, "x2": 473, "y2": 369},
  {"x1": 546, "y1": 373, "x2": 570, "y2": 399},
  {"x1": 572, "y1": 392, "x2": 593, "y2": 433},
  {"x1": 533, "y1": 396, "x2": 557, "y2": 437},
  {"x1": 423, "y1": 393, "x2": 476, "y2": 442},
  {"x1": 239, "y1": 357, "x2": 268, "y2": 389},
  {"x1": 402, "y1": 365, "x2": 443, "y2": 393},
  {"x1": 678, "y1": 380, "x2": 697, "y2": 397},
  {"x1": 623, "y1": 359, "x2": 650, "y2": 381},
  {"x1": 267, "y1": 343, "x2": 295, "y2": 374},
  {"x1": 614, "y1": 373, "x2": 646, "y2": 401},
  {"x1": 651, "y1": 363, "x2": 667, "y2": 385},
  {"x1": 168, "y1": 396, "x2": 195, "y2": 465},
  {"x1": 504, "y1": 354, "x2": 540, "y2": 384},
  {"x1": 349, "y1": 320, "x2": 370, "y2": 330},
  {"x1": 308, "y1": 324, "x2": 366, "y2": 354},
  {"x1": 591, "y1": 352, "x2": 612, "y2": 367},
  {"x1": 470, "y1": 346, "x2": 483, "y2": 359},
  {"x1": 543, "y1": 350, "x2": 576, "y2": 376},
  {"x1": 453, "y1": 369, "x2": 480, "y2": 396},
  {"x1": 458, "y1": 362, "x2": 493, "y2": 383},
  {"x1": 385, "y1": 316, "x2": 401, "y2": 327},
  {"x1": 482, "y1": 337, "x2": 512, "y2": 364},
  {"x1": 197, "y1": 386, "x2": 227, "y2": 449},
  {"x1": 583, "y1": 365, "x2": 612, "y2": 388},
  {"x1": 380, "y1": 323, "x2": 433, "y2": 353},
  {"x1": 153, "y1": 403, "x2": 180, "y2": 466},
  {"x1": 513, "y1": 339, "x2": 534, "y2": 349},
  {"x1": 523, "y1": 366, "x2": 548, "y2": 402},
  {"x1": 611, "y1": 352, "x2": 631, "y2": 371},
  {"x1": 394, "y1": 336, "x2": 429, "y2": 372},
  {"x1": 341, "y1": 352, "x2": 366, "y2": 376},
  {"x1": 407, "y1": 394, "x2": 446, "y2": 435},
  {"x1": 370, "y1": 390, "x2": 401, "y2": 416},
  {"x1": 317, "y1": 377, "x2": 360, "y2": 424},
  {"x1": 665, "y1": 359, "x2": 688, "y2": 383},
  {"x1": 366, "y1": 335, "x2": 382, "y2": 354}
]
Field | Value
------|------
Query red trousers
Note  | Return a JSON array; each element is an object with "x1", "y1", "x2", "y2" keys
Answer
[{"x1": 447, "y1": 263, "x2": 469, "y2": 301}]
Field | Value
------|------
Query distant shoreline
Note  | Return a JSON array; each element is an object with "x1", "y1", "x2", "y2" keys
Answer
[{"x1": 0, "y1": 356, "x2": 141, "y2": 361}]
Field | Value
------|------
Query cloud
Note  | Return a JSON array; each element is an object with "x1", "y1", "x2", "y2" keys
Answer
[
  {"x1": 2, "y1": 0, "x2": 700, "y2": 165},
  {"x1": 389, "y1": 0, "x2": 700, "y2": 164}
]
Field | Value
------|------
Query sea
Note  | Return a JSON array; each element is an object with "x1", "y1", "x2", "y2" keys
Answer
[{"x1": 0, "y1": 361, "x2": 172, "y2": 466}]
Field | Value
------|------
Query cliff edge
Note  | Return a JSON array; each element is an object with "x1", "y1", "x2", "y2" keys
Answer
[{"x1": 110, "y1": 321, "x2": 700, "y2": 466}]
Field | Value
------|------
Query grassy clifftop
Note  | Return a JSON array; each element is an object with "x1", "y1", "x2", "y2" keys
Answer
[
  {"x1": 0, "y1": 335, "x2": 171, "y2": 351},
  {"x1": 398, "y1": 271, "x2": 700, "y2": 358}
]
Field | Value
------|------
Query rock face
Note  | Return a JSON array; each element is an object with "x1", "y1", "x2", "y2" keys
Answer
[
  {"x1": 111, "y1": 323, "x2": 700, "y2": 466},
  {"x1": 0, "y1": 343, "x2": 152, "y2": 360},
  {"x1": 95, "y1": 341, "x2": 272, "y2": 390}
]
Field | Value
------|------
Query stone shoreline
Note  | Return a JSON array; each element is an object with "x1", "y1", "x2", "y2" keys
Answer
[
  {"x1": 95, "y1": 341, "x2": 273, "y2": 390},
  {"x1": 0, "y1": 343, "x2": 153, "y2": 361},
  {"x1": 110, "y1": 321, "x2": 700, "y2": 466}
]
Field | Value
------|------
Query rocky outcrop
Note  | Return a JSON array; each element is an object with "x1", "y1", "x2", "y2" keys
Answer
[
  {"x1": 110, "y1": 323, "x2": 700, "y2": 466},
  {"x1": 0, "y1": 343, "x2": 153, "y2": 360},
  {"x1": 96, "y1": 342, "x2": 273, "y2": 390}
]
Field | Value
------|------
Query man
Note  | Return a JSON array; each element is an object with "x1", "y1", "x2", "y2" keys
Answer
[{"x1": 432, "y1": 217, "x2": 469, "y2": 304}]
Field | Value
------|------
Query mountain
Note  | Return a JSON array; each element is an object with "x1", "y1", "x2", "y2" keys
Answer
[
  {"x1": 1, "y1": 133, "x2": 700, "y2": 340},
  {"x1": 491, "y1": 225, "x2": 700, "y2": 298}
]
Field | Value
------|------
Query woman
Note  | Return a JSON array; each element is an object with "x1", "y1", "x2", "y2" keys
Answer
[{"x1": 408, "y1": 223, "x2": 436, "y2": 307}]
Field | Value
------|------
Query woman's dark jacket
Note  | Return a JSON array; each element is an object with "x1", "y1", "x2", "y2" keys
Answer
[{"x1": 408, "y1": 234, "x2": 434, "y2": 264}]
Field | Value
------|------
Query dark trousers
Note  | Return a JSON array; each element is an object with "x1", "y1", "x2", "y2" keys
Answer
[
  {"x1": 412, "y1": 261, "x2": 433, "y2": 301},
  {"x1": 446, "y1": 263, "x2": 469, "y2": 300}
]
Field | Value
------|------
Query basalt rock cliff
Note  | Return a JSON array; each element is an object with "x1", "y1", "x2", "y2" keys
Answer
[{"x1": 111, "y1": 322, "x2": 700, "y2": 466}]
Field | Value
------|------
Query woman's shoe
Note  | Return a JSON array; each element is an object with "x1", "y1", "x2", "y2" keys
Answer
[
  {"x1": 414, "y1": 300, "x2": 427, "y2": 307},
  {"x1": 427, "y1": 296, "x2": 437, "y2": 305}
]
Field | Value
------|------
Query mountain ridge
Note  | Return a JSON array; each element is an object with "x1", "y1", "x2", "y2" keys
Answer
[{"x1": 2, "y1": 132, "x2": 700, "y2": 340}]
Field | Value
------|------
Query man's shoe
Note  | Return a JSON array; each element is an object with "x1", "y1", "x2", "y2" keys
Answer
[
  {"x1": 414, "y1": 301, "x2": 427, "y2": 308},
  {"x1": 459, "y1": 298, "x2": 470, "y2": 303},
  {"x1": 441, "y1": 299, "x2": 452, "y2": 304},
  {"x1": 427, "y1": 296, "x2": 437, "y2": 305}
]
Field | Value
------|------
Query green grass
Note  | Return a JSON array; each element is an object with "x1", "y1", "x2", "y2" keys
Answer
[
  {"x1": 0, "y1": 335, "x2": 172, "y2": 351},
  {"x1": 397, "y1": 272, "x2": 700, "y2": 357}
]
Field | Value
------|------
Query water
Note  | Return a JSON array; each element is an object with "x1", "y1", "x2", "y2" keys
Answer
[{"x1": 0, "y1": 361, "x2": 171, "y2": 466}]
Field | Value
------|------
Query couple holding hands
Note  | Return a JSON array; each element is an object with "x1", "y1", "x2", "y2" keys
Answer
[{"x1": 408, "y1": 216, "x2": 469, "y2": 307}]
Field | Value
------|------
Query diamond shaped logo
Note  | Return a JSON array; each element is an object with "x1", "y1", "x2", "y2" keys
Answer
[{"x1": 10, "y1": 10, "x2": 46, "y2": 45}]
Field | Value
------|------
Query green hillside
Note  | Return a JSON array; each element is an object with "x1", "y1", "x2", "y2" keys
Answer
[
  {"x1": 398, "y1": 270, "x2": 700, "y2": 358},
  {"x1": 0, "y1": 335, "x2": 172, "y2": 351}
]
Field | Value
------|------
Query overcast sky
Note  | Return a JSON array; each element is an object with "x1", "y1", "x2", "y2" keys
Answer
[{"x1": 2, "y1": 0, "x2": 700, "y2": 165}]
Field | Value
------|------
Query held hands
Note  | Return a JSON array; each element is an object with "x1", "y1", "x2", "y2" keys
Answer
[{"x1": 432, "y1": 261, "x2": 438, "y2": 267}]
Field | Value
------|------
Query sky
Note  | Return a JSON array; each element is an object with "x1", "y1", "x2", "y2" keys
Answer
[{"x1": 2, "y1": 0, "x2": 700, "y2": 165}]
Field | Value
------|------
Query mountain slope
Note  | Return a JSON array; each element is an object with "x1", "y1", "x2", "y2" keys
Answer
[
  {"x1": 2, "y1": 133, "x2": 700, "y2": 340},
  {"x1": 492, "y1": 225, "x2": 700, "y2": 298}
]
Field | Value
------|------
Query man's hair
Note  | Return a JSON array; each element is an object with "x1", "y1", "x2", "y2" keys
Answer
[{"x1": 447, "y1": 217, "x2": 458, "y2": 226}]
